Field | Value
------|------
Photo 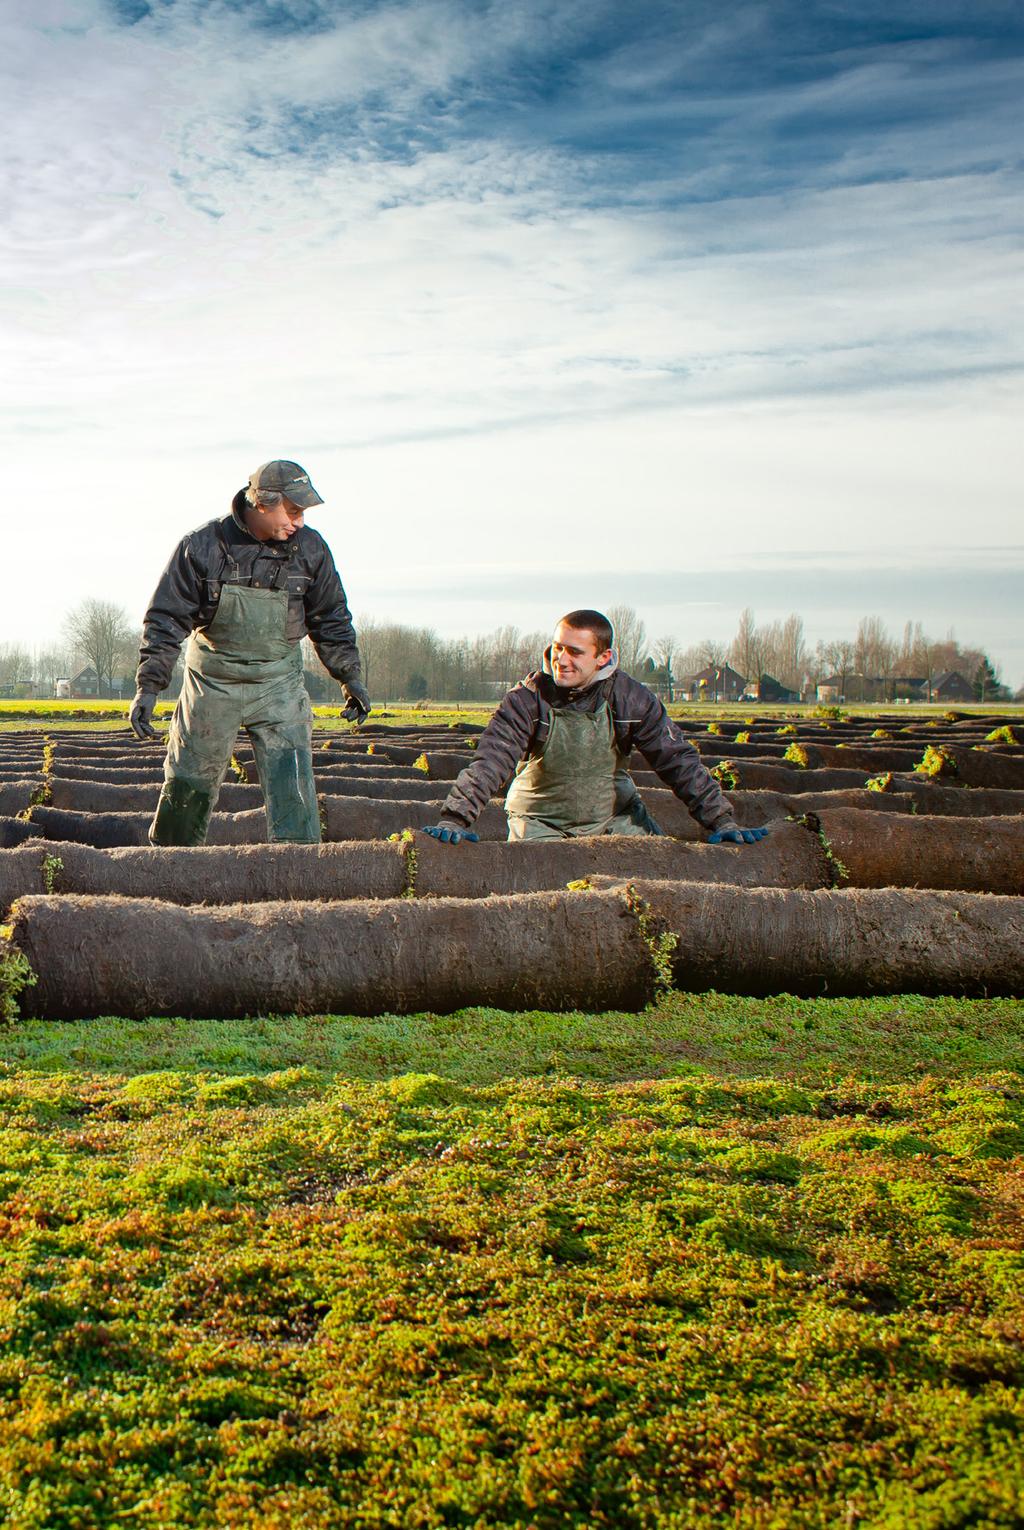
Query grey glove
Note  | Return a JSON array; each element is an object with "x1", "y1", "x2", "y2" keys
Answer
[
  {"x1": 129, "y1": 690, "x2": 159, "y2": 741},
  {"x1": 341, "y1": 680, "x2": 371, "y2": 724}
]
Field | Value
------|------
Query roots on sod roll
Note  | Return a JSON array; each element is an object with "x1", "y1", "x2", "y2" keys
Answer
[
  {"x1": 10, "y1": 891, "x2": 652, "y2": 1019},
  {"x1": 814, "y1": 810, "x2": 1024, "y2": 895},
  {"x1": 590, "y1": 879, "x2": 1024, "y2": 998}
]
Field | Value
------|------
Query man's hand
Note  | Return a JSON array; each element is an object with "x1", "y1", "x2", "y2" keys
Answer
[
  {"x1": 422, "y1": 822, "x2": 479, "y2": 846},
  {"x1": 708, "y1": 825, "x2": 770, "y2": 845},
  {"x1": 129, "y1": 690, "x2": 159, "y2": 741},
  {"x1": 341, "y1": 681, "x2": 371, "y2": 724}
]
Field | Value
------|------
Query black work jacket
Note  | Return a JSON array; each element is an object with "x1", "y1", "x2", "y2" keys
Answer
[
  {"x1": 136, "y1": 492, "x2": 362, "y2": 694},
  {"x1": 441, "y1": 660, "x2": 736, "y2": 833}
]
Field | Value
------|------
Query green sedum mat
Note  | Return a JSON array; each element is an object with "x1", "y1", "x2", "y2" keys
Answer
[{"x1": 0, "y1": 996, "x2": 1022, "y2": 1528}]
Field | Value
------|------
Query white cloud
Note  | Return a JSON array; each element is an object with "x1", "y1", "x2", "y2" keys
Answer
[{"x1": 1, "y1": 0, "x2": 1021, "y2": 684}]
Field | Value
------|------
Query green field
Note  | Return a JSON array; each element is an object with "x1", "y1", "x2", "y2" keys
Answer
[
  {"x1": 1, "y1": 697, "x2": 1022, "y2": 733},
  {"x1": 2, "y1": 717, "x2": 1023, "y2": 1524},
  {"x1": 1, "y1": 997, "x2": 1023, "y2": 1528}
]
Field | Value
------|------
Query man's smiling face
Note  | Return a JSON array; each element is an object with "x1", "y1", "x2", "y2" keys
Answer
[{"x1": 550, "y1": 621, "x2": 613, "y2": 689}]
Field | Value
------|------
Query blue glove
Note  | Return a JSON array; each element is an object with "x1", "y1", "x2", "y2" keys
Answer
[
  {"x1": 708, "y1": 825, "x2": 770, "y2": 845},
  {"x1": 422, "y1": 823, "x2": 479, "y2": 845}
]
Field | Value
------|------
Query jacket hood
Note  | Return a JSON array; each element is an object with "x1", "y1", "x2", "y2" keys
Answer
[{"x1": 541, "y1": 644, "x2": 619, "y2": 691}]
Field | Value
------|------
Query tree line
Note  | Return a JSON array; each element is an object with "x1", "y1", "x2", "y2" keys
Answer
[{"x1": 0, "y1": 599, "x2": 1016, "y2": 702}]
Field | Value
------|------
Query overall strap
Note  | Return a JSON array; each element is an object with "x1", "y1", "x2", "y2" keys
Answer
[{"x1": 214, "y1": 525, "x2": 242, "y2": 584}]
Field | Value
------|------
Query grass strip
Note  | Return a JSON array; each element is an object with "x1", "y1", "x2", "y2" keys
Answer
[
  {"x1": 0, "y1": 1063, "x2": 1021, "y2": 1526},
  {"x1": 3, "y1": 993, "x2": 1022, "y2": 1085}
]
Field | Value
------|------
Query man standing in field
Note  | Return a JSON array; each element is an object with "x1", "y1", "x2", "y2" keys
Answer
[
  {"x1": 130, "y1": 460, "x2": 369, "y2": 846},
  {"x1": 423, "y1": 609, "x2": 767, "y2": 846}
]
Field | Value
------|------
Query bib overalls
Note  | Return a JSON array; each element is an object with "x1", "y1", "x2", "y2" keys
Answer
[
  {"x1": 505, "y1": 701, "x2": 661, "y2": 841},
  {"x1": 149, "y1": 536, "x2": 320, "y2": 846}
]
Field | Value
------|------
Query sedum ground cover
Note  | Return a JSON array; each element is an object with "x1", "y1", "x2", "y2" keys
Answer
[{"x1": 0, "y1": 996, "x2": 1022, "y2": 1528}]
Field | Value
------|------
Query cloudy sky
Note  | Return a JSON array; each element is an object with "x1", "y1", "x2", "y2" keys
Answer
[{"x1": 4, "y1": 0, "x2": 1023, "y2": 685}]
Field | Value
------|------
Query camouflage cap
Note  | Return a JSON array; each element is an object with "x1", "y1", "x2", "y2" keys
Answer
[{"x1": 248, "y1": 459, "x2": 324, "y2": 509}]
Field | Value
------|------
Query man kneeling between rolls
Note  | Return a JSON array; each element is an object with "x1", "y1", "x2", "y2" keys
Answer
[{"x1": 423, "y1": 609, "x2": 768, "y2": 847}]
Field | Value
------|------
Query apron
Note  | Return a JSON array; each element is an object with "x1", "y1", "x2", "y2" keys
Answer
[
  {"x1": 505, "y1": 701, "x2": 660, "y2": 839},
  {"x1": 150, "y1": 544, "x2": 320, "y2": 846}
]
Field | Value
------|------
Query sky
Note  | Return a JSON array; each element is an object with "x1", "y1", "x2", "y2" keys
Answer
[{"x1": 3, "y1": 0, "x2": 1023, "y2": 686}]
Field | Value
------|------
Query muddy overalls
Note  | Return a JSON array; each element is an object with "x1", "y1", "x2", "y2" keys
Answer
[
  {"x1": 150, "y1": 531, "x2": 320, "y2": 846},
  {"x1": 505, "y1": 700, "x2": 662, "y2": 841}
]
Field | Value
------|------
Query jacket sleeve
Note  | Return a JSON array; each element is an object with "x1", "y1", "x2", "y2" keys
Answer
[
  {"x1": 440, "y1": 684, "x2": 540, "y2": 828},
  {"x1": 135, "y1": 535, "x2": 205, "y2": 694},
  {"x1": 303, "y1": 534, "x2": 362, "y2": 687},
  {"x1": 624, "y1": 678, "x2": 737, "y2": 832}
]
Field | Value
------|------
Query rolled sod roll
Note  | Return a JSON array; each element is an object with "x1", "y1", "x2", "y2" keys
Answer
[
  {"x1": 590, "y1": 879, "x2": 1024, "y2": 998},
  {"x1": 775, "y1": 789, "x2": 917, "y2": 816},
  {"x1": 811, "y1": 745, "x2": 922, "y2": 772},
  {"x1": 8, "y1": 890, "x2": 653, "y2": 1019},
  {"x1": 49, "y1": 765, "x2": 167, "y2": 783},
  {"x1": 310, "y1": 761, "x2": 427, "y2": 779},
  {"x1": 26, "y1": 806, "x2": 269, "y2": 846},
  {"x1": 47, "y1": 779, "x2": 262, "y2": 814},
  {"x1": 319, "y1": 777, "x2": 475, "y2": 802},
  {"x1": 412, "y1": 819, "x2": 827, "y2": 897},
  {"x1": 322, "y1": 795, "x2": 508, "y2": 841},
  {"x1": 711, "y1": 763, "x2": 873, "y2": 793},
  {"x1": 35, "y1": 840, "x2": 409, "y2": 904},
  {"x1": 0, "y1": 845, "x2": 52, "y2": 907},
  {"x1": 814, "y1": 809, "x2": 1024, "y2": 895},
  {"x1": 885, "y1": 781, "x2": 1024, "y2": 816},
  {"x1": 941, "y1": 748, "x2": 1024, "y2": 791},
  {"x1": 0, "y1": 817, "x2": 38, "y2": 849},
  {"x1": 0, "y1": 782, "x2": 39, "y2": 815}
]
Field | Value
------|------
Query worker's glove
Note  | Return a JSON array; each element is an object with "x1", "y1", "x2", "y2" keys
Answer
[
  {"x1": 422, "y1": 822, "x2": 479, "y2": 846},
  {"x1": 341, "y1": 681, "x2": 371, "y2": 724},
  {"x1": 708, "y1": 825, "x2": 770, "y2": 845},
  {"x1": 129, "y1": 690, "x2": 159, "y2": 742}
]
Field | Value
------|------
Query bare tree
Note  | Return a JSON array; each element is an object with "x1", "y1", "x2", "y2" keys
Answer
[
  {"x1": 777, "y1": 614, "x2": 807, "y2": 691},
  {"x1": 608, "y1": 604, "x2": 648, "y2": 674},
  {"x1": 729, "y1": 608, "x2": 760, "y2": 683},
  {"x1": 698, "y1": 637, "x2": 729, "y2": 668},
  {"x1": 818, "y1": 639, "x2": 856, "y2": 696},
  {"x1": 63, "y1": 600, "x2": 135, "y2": 697},
  {"x1": 489, "y1": 626, "x2": 525, "y2": 689},
  {"x1": 0, "y1": 644, "x2": 33, "y2": 694},
  {"x1": 32, "y1": 646, "x2": 75, "y2": 694}
]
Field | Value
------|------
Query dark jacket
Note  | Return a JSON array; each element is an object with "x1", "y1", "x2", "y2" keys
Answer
[
  {"x1": 136, "y1": 491, "x2": 362, "y2": 694},
  {"x1": 441, "y1": 656, "x2": 737, "y2": 833}
]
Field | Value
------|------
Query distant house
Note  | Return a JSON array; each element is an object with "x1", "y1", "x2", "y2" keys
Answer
[
  {"x1": 70, "y1": 666, "x2": 99, "y2": 698},
  {"x1": 685, "y1": 664, "x2": 746, "y2": 702},
  {"x1": 743, "y1": 673, "x2": 799, "y2": 704},
  {"x1": 930, "y1": 671, "x2": 975, "y2": 703}
]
